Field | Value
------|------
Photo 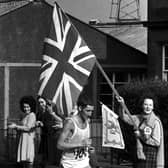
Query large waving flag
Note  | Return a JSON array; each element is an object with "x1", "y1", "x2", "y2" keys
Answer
[
  {"x1": 102, "y1": 104, "x2": 125, "y2": 149},
  {"x1": 38, "y1": 3, "x2": 96, "y2": 117}
]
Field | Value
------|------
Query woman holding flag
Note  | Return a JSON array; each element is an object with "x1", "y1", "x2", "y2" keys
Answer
[{"x1": 117, "y1": 95, "x2": 164, "y2": 168}]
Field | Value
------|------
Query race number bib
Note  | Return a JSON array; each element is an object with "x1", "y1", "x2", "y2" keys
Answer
[{"x1": 73, "y1": 147, "x2": 88, "y2": 159}]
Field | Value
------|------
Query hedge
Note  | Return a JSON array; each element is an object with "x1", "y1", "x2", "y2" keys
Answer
[{"x1": 117, "y1": 79, "x2": 168, "y2": 124}]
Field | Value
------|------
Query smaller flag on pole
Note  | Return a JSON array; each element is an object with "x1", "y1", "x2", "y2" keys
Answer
[{"x1": 102, "y1": 104, "x2": 125, "y2": 149}]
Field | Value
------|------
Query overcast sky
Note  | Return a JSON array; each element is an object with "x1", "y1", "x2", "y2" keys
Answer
[{"x1": 47, "y1": 0, "x2": 147, "y2": 23}]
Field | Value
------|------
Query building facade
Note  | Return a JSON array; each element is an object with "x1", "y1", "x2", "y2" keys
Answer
[
  {"x1": 0, "y1": 0, "x2": 147, "y2": 165},
  {"x1": 148, "y1": 0, "x2": 168, "y2": 80}
]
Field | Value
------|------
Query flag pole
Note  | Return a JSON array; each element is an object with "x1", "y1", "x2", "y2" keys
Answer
[
  {"x1": 96, "y1": 61, "x2": 146, "y2": 159},
  {"x1": 95, "y1": 60, "x2": 138, "y2": 129}
]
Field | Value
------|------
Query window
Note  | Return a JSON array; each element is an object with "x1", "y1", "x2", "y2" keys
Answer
[
  {"x1": 98, "y1": 69, "x2": 145, "y2": 113},
  {"x1": 162, "y1": 44, "x2": 168, "y2": 81}
]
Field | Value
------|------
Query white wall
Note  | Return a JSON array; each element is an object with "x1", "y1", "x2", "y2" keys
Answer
[{"x1": 140, "y1": 0, "x2": 148, "y2": 21}]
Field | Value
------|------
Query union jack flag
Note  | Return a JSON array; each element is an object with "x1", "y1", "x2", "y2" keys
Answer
[{"x1": 38, "y1": 3, "x2": 96, "y2": 117}]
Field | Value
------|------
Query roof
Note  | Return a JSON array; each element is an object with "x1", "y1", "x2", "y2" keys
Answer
[
  {"x1": 0, "y1": 0, "x2": 147, "y2": 63},
  {"x1": 0, "y1": 1, "x2": 147, "y2": 54},
  {"x1": 69, "y1": 14, "x2": 147, "y2": 67},
  {"x1": 0, "y1": 0, "x2": 30, "y2": 16},
  {"x1": 0, "y1": 1, "x2": 147, "y2": 55},
  {"x1": 93, "y1": 24, "x2": 147, "y2": 54}
]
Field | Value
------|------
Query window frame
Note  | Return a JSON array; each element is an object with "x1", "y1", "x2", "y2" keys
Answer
[
  {"x1": 98, "y1": 69, "x2": 145, "y2": 113},
  {"x1": 162, "y1": 44, "x2": 168, "y2": 81}
]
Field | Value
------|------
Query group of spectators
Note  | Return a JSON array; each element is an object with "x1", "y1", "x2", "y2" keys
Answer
[
  {"x1": 8, "y1": 94, "x2": 165, "y2": 168},
  {"x1": 8, "y1": 95, "x2": 102, "y2": 168}
]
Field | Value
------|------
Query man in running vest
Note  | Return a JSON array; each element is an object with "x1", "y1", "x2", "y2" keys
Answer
[{"x1": 57, "y1": 96, "x2": 94, "y2": 168}]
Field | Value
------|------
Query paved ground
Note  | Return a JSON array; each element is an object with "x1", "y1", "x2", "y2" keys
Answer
[{"x1": 0, "y1": 162, "x2": 133, "y2": 168}]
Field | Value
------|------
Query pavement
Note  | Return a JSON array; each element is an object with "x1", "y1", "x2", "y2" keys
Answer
[
  {"x1": 0, "y1": 164, "x2": 132, "y2": 168},
  {"x1": 0, "y1": 160, "x2": 133, "y2": 168},
  {"x1": 0, "y1": 161, "x2": 17, "y2": 168}
]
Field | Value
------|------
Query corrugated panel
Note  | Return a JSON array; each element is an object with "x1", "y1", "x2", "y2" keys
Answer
[
  {"x1": 0, "y1": 0, "x2": 30, "y2": 16},
  {"x1": 97, "y1": 24, "x2": 147, "y2": 54}
]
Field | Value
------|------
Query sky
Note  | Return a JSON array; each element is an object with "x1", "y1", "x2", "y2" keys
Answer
[
  {"x1": 47, "y1": 0, "x2": 112, "y2": 23},
  {"x1": 47, "y1": 0, "x2": 147, "y2": 23}
]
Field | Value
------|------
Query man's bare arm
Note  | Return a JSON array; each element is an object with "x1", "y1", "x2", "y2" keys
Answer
[{"x1": 57, "y1": 119, "x2": 83, "y2": 150}]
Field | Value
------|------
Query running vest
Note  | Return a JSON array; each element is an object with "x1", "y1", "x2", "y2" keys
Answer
[{"x1": 62, "y1": 117, "x2": 90, "y2": 160}]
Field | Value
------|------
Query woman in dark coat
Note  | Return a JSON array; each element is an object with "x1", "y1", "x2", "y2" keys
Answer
[{"x1": 36, "y1": 96, "x2": 63, "y2": 167}]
